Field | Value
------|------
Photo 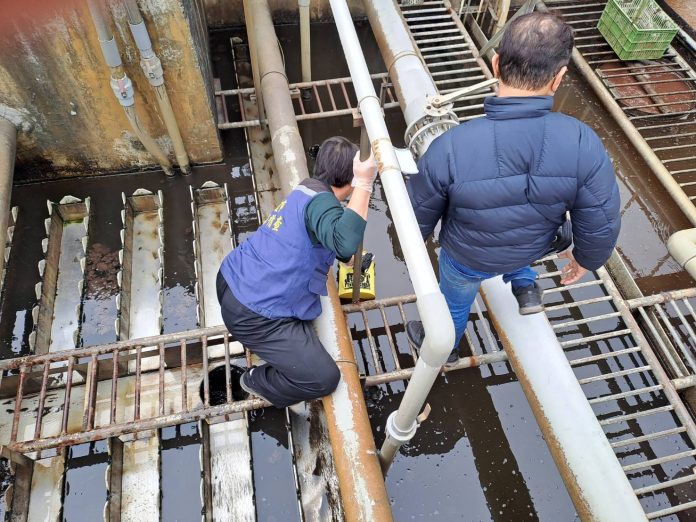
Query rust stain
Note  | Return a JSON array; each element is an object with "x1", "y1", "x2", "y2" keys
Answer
[{"x1": 1, "y1": 0, "x2": 221, "y2": 178}]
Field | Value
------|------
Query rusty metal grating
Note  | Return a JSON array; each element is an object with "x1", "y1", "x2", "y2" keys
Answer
[
  {"x1": 544, "y1": 0, "x2": 696, "y2": 202},
  {"x1": 343, "y1": 255, "x2": 696, "y2": 520}
]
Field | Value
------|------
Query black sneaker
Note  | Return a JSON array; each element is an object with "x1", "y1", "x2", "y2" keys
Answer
[
  {"x1": 239, "y1": 369, "x2": 273, "y2": 404},
  {"x1": 406, "y1": 320, "x2": 459, "y2": 364},
  {"x1": 512, "y1": 282, "x2": 544, "y2": 315}
]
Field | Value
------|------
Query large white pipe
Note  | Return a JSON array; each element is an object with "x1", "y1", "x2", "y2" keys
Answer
[
  {"x1": 328, "y1": 0, "x2": 455, "y2": 473},
  {"x1": 481, "y1": 277, "x2": 647, "y2": 521}
]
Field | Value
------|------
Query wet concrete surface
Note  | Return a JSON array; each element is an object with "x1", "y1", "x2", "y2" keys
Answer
[{"x1": 0, "y1": 18, "x2": 694, "y2": 522}]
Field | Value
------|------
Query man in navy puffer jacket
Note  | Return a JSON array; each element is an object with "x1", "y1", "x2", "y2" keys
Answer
[{"x1": 406, "y1": 12, "x2": 620, "y2": 362}]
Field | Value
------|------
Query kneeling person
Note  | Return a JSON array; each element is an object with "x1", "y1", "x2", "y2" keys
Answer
[{"x1": 216, "y1": 137, "x2": 377, "y2": 408}]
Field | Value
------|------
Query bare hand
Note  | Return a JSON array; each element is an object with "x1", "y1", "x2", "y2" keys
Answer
[{"x1": 559, "y1": 250, "x2": 588, "y2": 285}]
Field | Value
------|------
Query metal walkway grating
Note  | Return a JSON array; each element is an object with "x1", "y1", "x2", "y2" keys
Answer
[
  {"x1": 344, "y1": 257, "x2": 696, "y2": 520},
  {"x1": 544, "y1": 0, "x2": 696, "y2": 203},
  {"x1": 399, "y1": 0, "x2": 497, "y2": 121}
]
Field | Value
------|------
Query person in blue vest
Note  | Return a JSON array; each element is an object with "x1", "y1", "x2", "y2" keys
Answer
[
  {"x1": 406, "y1": 12, "x2": 620, "y2": 363},
  {"x1": 216, "y1": 136, "x2": 377, "y2": 407}
]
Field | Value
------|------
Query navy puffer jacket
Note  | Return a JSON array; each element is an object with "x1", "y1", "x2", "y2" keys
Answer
[{"x1": 407, "y1": 96, "x2": 620, "y2": 273}]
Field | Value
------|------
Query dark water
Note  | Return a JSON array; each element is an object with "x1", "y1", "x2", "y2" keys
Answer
[
  {"x1": 61, "y1": 441, "x2": 109, "y2": 522},
  {"x1": 161, "y1": 423, "x2": 204, "y2": 521}
]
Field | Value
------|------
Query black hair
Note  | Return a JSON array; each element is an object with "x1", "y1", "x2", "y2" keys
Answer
[
  {"x1": 497, "y1": 12, "x2": 574, "y2": 91},
  {"x1": 312, "y1": 136, "x2": 358, "y2": 188}
]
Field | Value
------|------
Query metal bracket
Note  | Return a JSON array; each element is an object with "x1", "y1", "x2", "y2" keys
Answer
[
  {"x1": 426, "y1": 78, "x2": 499, "y2": 113},
  {"x1": 416, "y1": 403, "x2": 431, "y2": 425}
]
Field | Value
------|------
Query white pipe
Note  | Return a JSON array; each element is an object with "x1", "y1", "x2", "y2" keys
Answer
[
  {"x1": 328, "y1": 0, "x2": 455, "y2": 473},
  {"x1": 122, "y1": 0, "x2": 192, "y2": 175},
  {"x1": 299, "y1": 0, "x2": 311, "y2": 84},
  {"x1": 0, "y1": 117, "x2": 17, "y2": 285},
  {"x1": 86, "y1": 0, "x2": 174, "y2": 176},
  {"x1": 481, "y1": 278, "x2": 647, "y2": 521},
  {"x1": 496, "y1": 0, "x2": 512, "y2": 30},
  {"x1": 668, "y1": 229, "x2": 696, "y2": 280}
]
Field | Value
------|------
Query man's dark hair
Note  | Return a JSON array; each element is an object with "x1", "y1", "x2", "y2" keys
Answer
[
  {"x1": 497, "y1": 12, "x2": 574, "y2": 91},
  {"x1": 313, "y1": 136, "x2": 358, "y2": 188}
]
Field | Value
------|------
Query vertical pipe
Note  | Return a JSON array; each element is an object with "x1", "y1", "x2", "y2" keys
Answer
[
  {"x1": 121, "y1": 0, "x2": 192, "y2": 174},
  {"x1": 496, "y1": 0, "x2": 511, "y2": 30},
  {"x1": 329, "y1": 0, "x2": 455, "y2": 475},
  {"x1": 243, "y1": 0, "x2": 265, "y2": 126},
  {"x1": 246, "y1": 2, "x2": 393, "y2": 520},
  {"x1": 86, "y1": 0, "x2": 174, "y2": 175},
  {"x1": 0, "y1": 117, "x2": 16, "y2": 284},
  {"x1": 299, "y1": 0, "x2": 311, "y2": 84},
  {"x1": 351, "y1": 126, "x2": 370, "y2": 303}
]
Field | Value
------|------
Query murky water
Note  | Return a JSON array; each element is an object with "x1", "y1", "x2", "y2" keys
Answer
[
  {"x1": 0, "y1": 16, "x2": 693, "y2": 522},
  {"x1": 161, "y1": 423, "x2": 204, "y2": 521},
  {"x1": 62, "y1": 441, "x2": 109, "y2": 522}
]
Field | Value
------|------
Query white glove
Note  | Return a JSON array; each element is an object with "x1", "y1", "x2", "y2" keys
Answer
[{"x1": 351, "y1": 151, "x2": 378, "y2": 193}]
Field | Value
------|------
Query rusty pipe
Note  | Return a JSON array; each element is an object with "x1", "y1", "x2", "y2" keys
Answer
[
  {"x1": 0, "y1": 117, "x2": 16, "y2": 286},
  {"x1": 246, "y1": 1, "x2": 393, "y2": 520}
]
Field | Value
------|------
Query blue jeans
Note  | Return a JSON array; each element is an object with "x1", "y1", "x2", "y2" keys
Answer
[{"x1": 439, "y1": 249, "x2": 537, "y2": 349}]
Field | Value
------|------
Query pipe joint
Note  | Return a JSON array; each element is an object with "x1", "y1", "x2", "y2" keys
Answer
[
  {"x1": 129, "y1": 21, "x2": 155, "y2": 57},
  {"x1": 298, "y1": 0, "x2": 310, "y2": 6},
  {"x1": 385, "y1": 411, "x2": 418, "y2": 443},
  {"x1": 100, "y1": 37, "x2": 122, "y2": 68},
  {"x1": 110, "y1": 75, "x2": 135, "y2": 107},
  {"x1": 0, "y1": 106, "x2": 33, "y2": 134},
  {"x1": 416, "y1": 291, "x2": 456, "y2": 367},
  {"x1": 140, "y1": 55, "x2": 165, "y2": 87}
]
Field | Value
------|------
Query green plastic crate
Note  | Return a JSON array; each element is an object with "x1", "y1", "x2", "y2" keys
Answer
[{"x1": 597, "y1": 0, "x2": 678, "y2": 61}]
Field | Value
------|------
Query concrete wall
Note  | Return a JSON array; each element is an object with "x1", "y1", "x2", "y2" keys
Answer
[
  {"x1": 203, "y1": 0, "x2": 367, "y2": 27},
  {"x1": 0, "y1": 0, "x2": 222, "y2": 180}
]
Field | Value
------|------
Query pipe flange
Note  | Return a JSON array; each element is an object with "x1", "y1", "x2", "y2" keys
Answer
[{"x1": 404, "y1": 112, "x2": 459, "y2": 158}]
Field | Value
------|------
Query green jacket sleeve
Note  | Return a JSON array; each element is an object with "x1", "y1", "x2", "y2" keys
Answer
[{"x1": 305, "y1": 192, "x2": 366, "y2": 262}]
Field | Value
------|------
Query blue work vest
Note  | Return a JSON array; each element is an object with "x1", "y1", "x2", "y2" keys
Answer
[{"x1": 220, "y1": 178, "x2": 336, "y2": 320}]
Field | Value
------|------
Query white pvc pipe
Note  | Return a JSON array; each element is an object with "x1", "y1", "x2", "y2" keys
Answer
[
  {"x1": 668, "y1": 229, "x2": 696, "y2": 280},
  {"x1": 299, "y1": 0, "x2": 311, "y2": 84},
  {"x1": 328, "y1": 0, "x2": 455, "y2": 473},
  {"x1": 481, "y1": 277, "x2": 647, "y2": 521}
]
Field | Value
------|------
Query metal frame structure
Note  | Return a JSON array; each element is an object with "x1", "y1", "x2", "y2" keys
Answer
[{"x1": 215, "y1": 74, "x2": 400, "y2": 129}]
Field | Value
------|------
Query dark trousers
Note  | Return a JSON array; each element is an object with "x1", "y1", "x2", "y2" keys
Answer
[{"x1": 216, "y1": 272, "x2": 340, "y2": 408}]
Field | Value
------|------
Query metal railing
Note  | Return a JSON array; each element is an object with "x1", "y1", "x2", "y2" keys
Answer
[{"x1": 215, "y1": 73, "x2": 400, "y2": 129}]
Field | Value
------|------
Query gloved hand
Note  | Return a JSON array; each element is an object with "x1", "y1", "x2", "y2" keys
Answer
[{"x1": 351, "y1": 151, "x2": 378, "y2": 193}]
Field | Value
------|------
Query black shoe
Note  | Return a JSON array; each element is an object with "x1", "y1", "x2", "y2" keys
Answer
[
  {"x1": 406, "y1": 320, "x2": 459, "y2": 363},
  {"x1": 239, "y1": 369, "x2": 273, "y2": 404},
  {"x1": 512, "y1": 282, "x2": 544, "y2": 315}
]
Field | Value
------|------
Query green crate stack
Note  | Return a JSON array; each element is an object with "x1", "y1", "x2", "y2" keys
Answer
[{"x1": 597, "y1": 0, "x2": 678, "y2": 61}]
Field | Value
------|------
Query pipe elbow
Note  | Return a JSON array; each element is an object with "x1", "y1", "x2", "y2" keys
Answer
[
  {"x1": 668, "y1": 229, "x2": 696, "y2": 279},
  {"x1": 416, "y1": 291, "x2": 455, "y2": 367}
]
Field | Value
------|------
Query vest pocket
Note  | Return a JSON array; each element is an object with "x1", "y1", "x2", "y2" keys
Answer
[{"x1": 308, "y1": 268, "x2": 329, "y2": 296}]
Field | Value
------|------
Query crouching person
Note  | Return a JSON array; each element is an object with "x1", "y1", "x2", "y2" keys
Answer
[{"x1": 216, "y1": 137, "x2": 377, "y2": 407}]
